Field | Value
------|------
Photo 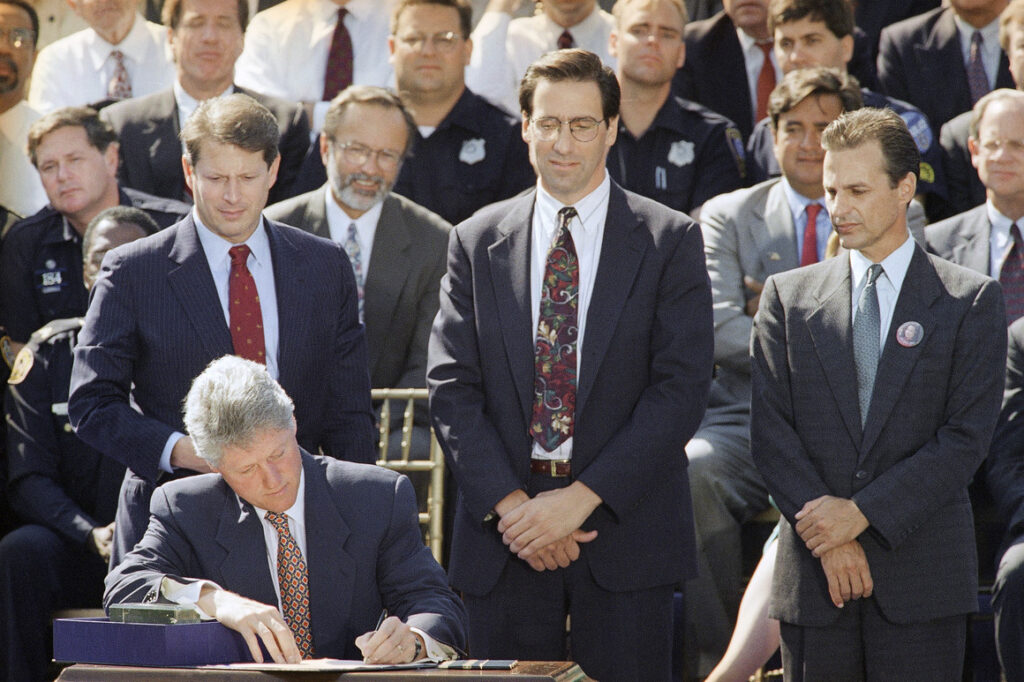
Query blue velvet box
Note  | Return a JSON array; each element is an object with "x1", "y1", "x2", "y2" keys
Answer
[{"x1": 53, "y1": 617, "x2": 257, "y2": 666}]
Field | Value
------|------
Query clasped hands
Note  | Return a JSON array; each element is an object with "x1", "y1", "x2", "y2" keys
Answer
[
  {"x1": 494, "y1": 482, "x2": 601, "y2": 572},
  {"x1": 197, "y1": 586, "x2": 420, "y2": 664},
  {"x1": 795, "y1": 495, "x2": 873, "y2": 609}
]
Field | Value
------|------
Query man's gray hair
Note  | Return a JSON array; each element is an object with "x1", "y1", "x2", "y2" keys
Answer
[{"x1": 183, "y1": 355, "x2": 294, "y2": 467}]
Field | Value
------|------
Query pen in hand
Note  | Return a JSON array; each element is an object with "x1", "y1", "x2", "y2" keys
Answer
[{"x1": 374, "y1": 608, "x2": 388, "y2": 632}]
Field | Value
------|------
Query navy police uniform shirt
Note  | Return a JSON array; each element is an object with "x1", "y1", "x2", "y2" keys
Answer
[
  {"x1": 5, "y1": 318, "x2": 124, "y2": 540},
  {"x1": 744, "y1": 88, "x2": 946, "y2": 201},
  {"x1": 0, "y1": 188, "x2": 187, "y2": 343},
  {"x1": 607, "y1": 95, "x2": 746, "y2": 215},
  {"x1": 393, "y1": 88, "x2": 535, "y2": 226}
]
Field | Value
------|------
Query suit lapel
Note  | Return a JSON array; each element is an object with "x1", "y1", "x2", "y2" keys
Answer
[
  {"x1": 806, "y1": 257, "x2": 862, "y2": 449},
  {"x1": 214, "y1": 485, "x2": 277, "y2": 606},
  {"x1": 145, "y1": 91, "x2": 186, "y2": 199},
  {"x1": 166, "y1": 216, "x2": 234, "y2": 359},
  {"x1": 920, "y1": 11, "x2": 972, "y2": 113},
  {"x1": 266, "y1": 220, "x2": 311, "y2": 387},
  {"x1": 576, "y1": 185, "x2": 646, "y2": 416},
  {"x1": 488, "y1": 194, "x2": 537, "y2": 425},
  {"x1": 364, "y1": 196, "x2": 413, "y2": 376},
  {"x1": 297, "y1": 188, "x2": 331, "y2": 239},
  {"x1": 950, "y1": 206, "x2": 992, "y2": 275},
  {"x1": 860, "y1": 248, "x2": 940, "y2": 458},
  {"x1": 752, "y1": 181, "x2": 800, "y2": 275}
]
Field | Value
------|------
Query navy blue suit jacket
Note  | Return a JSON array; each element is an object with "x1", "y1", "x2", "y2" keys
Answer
[
  {"x1": 104, "y1": 452, "x2": 467, "y2": 659},
  {"x1": 427, "y1": 183, "x2": 713, "y2": 596}
]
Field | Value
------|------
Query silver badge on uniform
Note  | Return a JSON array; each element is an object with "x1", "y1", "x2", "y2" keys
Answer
[
  {"x1": 459, "y1": 138, "x2": 486, "y2": 165},
  {"x1": 667, "y1": 140, "x2": 694, "y2": 167}
]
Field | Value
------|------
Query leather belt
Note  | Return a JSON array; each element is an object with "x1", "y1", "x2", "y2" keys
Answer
[{"x1": 530, "y1": 459, "x2": 571, "y2": 477}]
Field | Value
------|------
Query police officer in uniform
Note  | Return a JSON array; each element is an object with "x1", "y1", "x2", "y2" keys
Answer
[
  {"x1": 0, "y1": 206, "x2": 156, "y2": 682},
  {"x1": 607, "y1": 0, "x2": 746, "y2": 218},
  {"x1": 0, "y1": 108, "x2": 187, "y2": 349}
]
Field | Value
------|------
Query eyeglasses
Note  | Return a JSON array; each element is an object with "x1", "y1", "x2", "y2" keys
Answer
[
  {"x1": 332, "y1": 140, "x2": 403, "y2": 171},
  {"x1": 980, "y1": 137, "x2": 1024, "y2": 154},
  {"x1": 397, "y1": 31, "x2": 463, "y2": 53},
  {"x1": 529, "y1": 116, "x2": 605, "y2": 143},
  {"x1": 0, "y1": 27, "x2": 35, "y2": 50}
]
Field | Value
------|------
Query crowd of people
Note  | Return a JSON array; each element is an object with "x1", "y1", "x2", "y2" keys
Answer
[{"x1": 0, "y1": 0, "x2": 1023, "y2": 680}]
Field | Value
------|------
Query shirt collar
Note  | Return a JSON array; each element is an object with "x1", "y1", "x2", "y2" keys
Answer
[
  {"x1": 173, "y1": 79, "x2": 235, "y2": 118},
  {"x1": 953, "y1": 13, "x2": 1001, "y2": 47},
  {"x1": 781, "y1": 177, "x2": 825, "y2": 221},
  {"x1": 84, "y1": 13, "x2": 150, "y2": 70},
  {"x1": 539, "y1": 6, "x2": 603, "y2": 42},
  {"x1": 193, "y1": 208, "x2": 273, "y2": 271},
  {"x1": 849, "y1": 230, "x2": 915, "y2": 293},
  {"x1": 0, "y1": 101, "x2": 37, "y2": 139},
  {"x1": 535, "y1": 171, "x2": 610, "y2": 238},
  {"x1": 315, "y1": 0, "x2": 372, "y2": 23},
  {"x1": 987, "y1": 200, "x2": 1017, "y2": 235},
  {"x1": 735, "y1": 25, "x2": 770, "y2": 53}
]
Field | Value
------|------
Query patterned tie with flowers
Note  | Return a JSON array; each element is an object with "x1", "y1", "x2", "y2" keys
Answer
[
  {"x1": 265, "y1": 511, "x2": 314, "y2": 659},
  {"x1": 530, "y1": 206, "x2": 579, "y2": 451},
  {"x1": 108, "y1": 49, "x2": 132, "y2": 100}
]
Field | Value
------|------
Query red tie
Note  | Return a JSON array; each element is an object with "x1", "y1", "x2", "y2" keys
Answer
[
  {"x1": 557, "y1": 29, "x2": 574, "y2": 50},
  {"x1": 265, "y1": 512, "x2": 314, "y2": 659},
  {"x1": 228, "y1": 245, "x2": 266, "y2": 363},
  {"x1": 755, "y1": 42, "x2": 776, "y2": 122},
  {"x1": 322, "y1": 8, "x2": 353, "y2": 101},
  {"x1": 801, "y1": 203, "x2": 821, "y2": 266}
]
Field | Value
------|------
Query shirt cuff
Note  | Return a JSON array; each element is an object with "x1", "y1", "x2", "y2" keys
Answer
[
  {"x1": 160, "y1": 432, "x2": 186, "y2": 474},
  {"x1": 409, "y1": 626, "x2": 457, "y2": 662},
  {"x1": 160, "y1": 576, "x2": 219, "y2": 620}
]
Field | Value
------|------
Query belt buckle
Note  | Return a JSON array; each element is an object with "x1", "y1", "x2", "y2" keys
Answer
[{"x1": 547, "y1": 460, "x2": 560, "y2": 477}]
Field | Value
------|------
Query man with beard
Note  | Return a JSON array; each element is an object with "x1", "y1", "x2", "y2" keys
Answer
[
  {"x1": 0, "y1": 1, "x2": 47, "y2": 219},
  {"x1": 265, "y1": 85, "x2": 450, "y2": 399}
]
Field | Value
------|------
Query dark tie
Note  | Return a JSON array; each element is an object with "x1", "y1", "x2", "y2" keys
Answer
[
  {"x1": 801, "y1": 203, "x2": 822, "y2": 266},
  {"x1": 755, "y1": 42, "x2": 776, "y2": 123},
  {"x1": 530, "y1": 207, "x2": 579, "y2": 451},
  {"x1": 853, "y1": 264, "x2": 883, "y2": 426},
  {"x1": 107, "y1": 49, "x2": 132, "y2": 100},
  {"x1": 1001, "y1": 224, "x2": 1024, "y2": 324},
  {"x1": 228, "y1": 245, "x2": 266, "y2": 364},
  {"x1": 967, "y1": 30, "x2": 990, "y2": 105},
  {"x1": 265, "y1": 512, "x2": 314, "y2": 659},
  {"x1": 322, "y1": 8, "x2": 353, "y2": 101},
  {"x1": 557, "y1": 29, "x2": 574, "y2": 49}
]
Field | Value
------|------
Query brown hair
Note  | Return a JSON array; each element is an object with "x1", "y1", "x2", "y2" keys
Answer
[
  {"x1": 821, "y1": 107, "x2": 920, "y2": 187},
  {"x1": 322, "y1": 86, "x2": 418, "y2": 156},
  {"x1": 180, "y1": 93, "x2": 279, "y2": 168},
  {"x1": 519, "y1": 48, "x2": 620, "y2": 120},
  {"x1": 768, "y1": 66, "x2": 862, "y2": 131},
  {"x1": 27, "y1": 107, "x2": 118, "y2": 167},
  {"x1": 768, "y1": 0, "x2": 854, "y2": 38},
  {"x1": 391, "y1": 0, "x2": 472, "y2": 38}
]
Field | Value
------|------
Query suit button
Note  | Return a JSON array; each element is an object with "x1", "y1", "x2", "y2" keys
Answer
[{"x1": 855, "y1": 470, "x2": 868, "y2": 480}]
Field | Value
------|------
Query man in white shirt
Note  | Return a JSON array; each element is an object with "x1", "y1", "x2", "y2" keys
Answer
[
  {"x1": 466, "y1": 0, "x2": 617, "y2": 115},
  {"x1": 27, "y1": 0, "x2": 174, "y2": 113},
  {"x1": 104, "y1": 355, "x2": 466, "y2": 664},
  {"x1": 0, "y1": 0, "x2": 46, "y2": 218},
  {"x1": 235, "y1": 0, "x2": 396, "y2": 132}
]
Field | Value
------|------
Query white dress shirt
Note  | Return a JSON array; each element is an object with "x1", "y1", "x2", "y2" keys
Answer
[
  {"x1": 28, "y1": 14, "x2": 174, "y2": 113},
  {"x1": 987, "y1": 201, "x2": 1017, "y2": 278},
  {"x1": 849, "y1": 234, "x2": 915, "y2": 348},
  {"x1": 529, "y1": 174, "x2": 610, "y2": 461},
  {"x1": 953, "y1": 13, "x2": 1002, "y2": 91},
  {"x1": 323, "y1": 186, "x2": 383, "y2": 275},
  {"x1": 0, "y1": 101, "x2": 47, "y2": 218},
  {"x1": 173, "y1": 80, "x2": 235, "y2": 132},
  {"x1": 736, "y1": 27, "x2": 782, "y2": 129},
  {"x1": 235, "y1": 0, "x2": 396, "y2": 132},
  {"x1": 781, "y1": 179, "x2": 829, "y2": 262},
  {"x1": 467, "y1": 8, "x2": 617, "y2": 116}
]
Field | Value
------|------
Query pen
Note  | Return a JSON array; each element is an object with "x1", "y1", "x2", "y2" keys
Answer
[{"x1": 374, "y1": 608, "x2": 388, "y2": 631}]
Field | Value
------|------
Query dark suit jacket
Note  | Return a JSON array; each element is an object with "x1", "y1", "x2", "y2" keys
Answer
[
  {"x1": 988, "y1": 319, "x2": 1024, "y2": 545},
  {"x1": 673, "y1": 11, "x2": 755, "y2": 139},
  {"x1": 427, "y1": 183, "x2": 714, "y2": 596},
  {"x1": 264, "y1": 189, "x2": 450, "y2": 390},
  {"x1": 751, "y1": 246, "x2": 1006, "y2": 626},
  {"x1": 924, "y1": 203, "x2": 991, "y2": 274},
  {"x1": 104, "y1": 451, "x2": 466, "y2": 659},
  {"x1": 101, "y1": 86, "x2": 311, "y2": 205},
  {"x1": 68, "y1": 214, "x2": 375, "y2": 484},
  {"x1": 937, "y1": 110, "x2": 986, "y2": 220},
  {"x1": 877, "y1": 7, "x2": 1014, "y2": 130}
]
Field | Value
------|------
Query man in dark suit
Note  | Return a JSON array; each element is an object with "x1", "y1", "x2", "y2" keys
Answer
[
  {"x1": 877, "y1": 0, "x2": 1013, "y2": 132},
  {"x1": 427, "y1": 49, "x2": 713, "y2": 680},
  {"x1": 751, "y1": 107, "x2": 1006, "y2": 679},
  {"x1": 101, "y1": 0, "x2": 309, "y2": 205},
  {"x1": 928, "y1": 88, "x2": 1024, "y2": 327},
  {"x1": 265, "y1": 85, "x2": 449, "y2": 397},
  {"x1": 105, "y1": 355, "x2": 466, "y2": 664},
  {"x1": 68, "y1": 93, "x2": 376, "y2": 568}
]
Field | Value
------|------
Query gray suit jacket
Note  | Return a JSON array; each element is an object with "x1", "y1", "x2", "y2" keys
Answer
[
  {"x1": 265, "y1": 189, "x2": 450, "y2": 390},
  {"x1": 925, "y1": 203, "x2": 991, "y2": 275},
  {"x1": 751, "y1": 246, "x2": 1006, "y2": 625}
]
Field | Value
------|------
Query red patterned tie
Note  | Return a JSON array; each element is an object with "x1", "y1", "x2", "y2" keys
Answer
[
  {"x1": 557, "y1": 29, "x2": 574, "y2": 49},
  {"x1": 755, "y1": 42, "x2": 775, "y2": 122},
  {"x1": 322, "y1": 8, "x2": 353, "y2": 101},
  {"x1": 530, "y1": 207, "x2": 579, "y2": 451},
  {"x1": 108, "y1": 50, "x2": 132, "y2": 100},
  {"x1": 265, "y1": 512, "x2": 314, "y2": 659},
  {"x1": 1001, "y1": 224, "x2": 1024, "y2": 325},
  {"x1": 800, "y1": 203, "x2": 821, "y2": 266},
  {"x1": 228, "y1": 245, "x2": 266, "y2": 363}
]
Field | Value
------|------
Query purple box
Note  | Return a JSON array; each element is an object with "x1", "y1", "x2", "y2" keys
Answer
[{"x1": 53, "y1": 617, "x2": 257, "y2": 667}]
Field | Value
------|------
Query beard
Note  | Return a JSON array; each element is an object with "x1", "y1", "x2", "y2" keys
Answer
[
  {"x1": 329, "y1": 169, "x2": 393, "y2": 213},
  {"x1": 0, "y1": 54, "x2": 20, "y2": 95}
]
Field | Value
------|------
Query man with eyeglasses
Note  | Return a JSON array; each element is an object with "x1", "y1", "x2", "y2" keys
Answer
[
  {"x1": 427, "y1": 48, "x2": 713, "y2": 679},
  {"x1": 387, "y1": 0, "x2": 533, "y2": 225},
  {"x1": 0, "y1": 1, "x2": 47, "y2": 219}
]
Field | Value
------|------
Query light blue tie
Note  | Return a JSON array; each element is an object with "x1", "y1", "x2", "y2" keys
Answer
[
  {"x1": 853, "y1": 264, "x2": 883, "y2": 426},
  {"x1": 343, "y1": 222, "x2": 364, "y2": 323}
]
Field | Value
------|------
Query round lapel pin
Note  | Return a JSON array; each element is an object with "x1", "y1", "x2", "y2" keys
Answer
[{"x1": 896, "y1": 321, "x2": 923, "y2": 348}]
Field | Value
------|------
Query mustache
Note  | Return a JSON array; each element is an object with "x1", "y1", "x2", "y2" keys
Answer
[
  {"x1": 342, "y1": 172, "x2": 386, "y2": 187},
  {"x1": 0, "y1": 53, "x2": 18, "y2": 81}
]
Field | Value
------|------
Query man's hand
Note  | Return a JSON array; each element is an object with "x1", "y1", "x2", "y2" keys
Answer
[
  {"x1": 355, "y1": 616, "x2": 421, "y2": 664},
  {"x1": 795, "y1": 495, "x2": 869, "y2": 557},
  {"x1": 170, "y1": 436, "x2": 213, "y2": 474},
  {"x1": 497, "y1": 481, "x2": 601, "y2": 559},
  {"x1": 523, "y1": 530, "x2": 598, "y2": 571},
  {"x1": 744, "y1": 276, "x2": 764, "y2": 317},
  {"x1": 196, "y1": 586, "x2": 301, "y2": 664},
  {"x1": 819, "y1": 540, "x2": 873, "y2": 608},
  {"x1": 88, "y1": 521, "x2": 115, "y2": 561}
]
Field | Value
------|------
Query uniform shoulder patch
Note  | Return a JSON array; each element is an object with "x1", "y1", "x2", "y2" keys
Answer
[{"x1": 725, "y1": 127, "x2": 746, "y2": 179}]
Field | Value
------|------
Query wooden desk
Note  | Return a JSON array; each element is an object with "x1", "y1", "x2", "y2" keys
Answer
[{"x1": 57, "y1": 661, "x2": 591, "y2": 681}]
